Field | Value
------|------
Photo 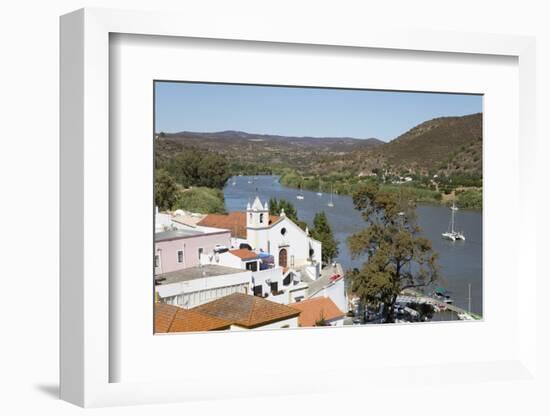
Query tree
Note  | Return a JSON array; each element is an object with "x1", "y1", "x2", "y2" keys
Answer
[
  {"x1": 269, "y1": 198, "x2": 297, "y2": 221},
  {"x1": 155, "y1": 169, "x2": 178, "y2": 211},
  {"x1": 311, "y1": 211, "x2": 339, "y2": 264},
  {"x1": 164, "y1": 148, "x2": 229, "y2": 189},
  {"x1": 173, "y1": 187, "x2": 225, "y2": 214},
  {"x1": 347, "y1": 182, "x2": 439, "y2": 323}
]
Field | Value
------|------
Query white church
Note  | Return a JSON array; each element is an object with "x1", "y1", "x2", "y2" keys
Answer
[{"x1": 245, "y1": 196, "x2": 322, "y2": 270}]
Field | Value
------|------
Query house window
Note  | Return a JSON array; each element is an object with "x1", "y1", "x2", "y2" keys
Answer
[
  {"x1": 154, "y1": 254, "x2": 160, "y2": 268},
  {"x1": 259, "y1": 213, "x2": 264, "y2": 223},
  {"x1": 270, "y1": 281, "x2": 278, "y2": 294},
  {"x1": 198, "y1": 247, "x2": 203, "y2": 260},
  {"x1": 177, "y1": 250, "x2": 184, "y2": 263},
  {"x1": 253, "y1": 285, "x2": 263, "y2": 297},
  {"x1": 245, "y1": 261, "x2": 258, "y2": 272}
]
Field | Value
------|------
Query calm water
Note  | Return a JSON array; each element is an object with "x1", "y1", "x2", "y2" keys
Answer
[{"x1": 224, "y1": 175, "x2": 483, "y2": 315}]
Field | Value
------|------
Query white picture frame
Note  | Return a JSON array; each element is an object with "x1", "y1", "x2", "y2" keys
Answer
[{"x1": 60, "y1": 8, "x2": 538, "y2": 408}]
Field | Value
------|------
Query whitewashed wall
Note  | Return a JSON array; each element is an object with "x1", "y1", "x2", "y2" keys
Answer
[{"x1": 156, "y1": 269, "x2": 252, "y2": 308}]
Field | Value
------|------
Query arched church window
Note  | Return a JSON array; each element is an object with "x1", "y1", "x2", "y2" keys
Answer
[
  {"x1": 281, "y1": 227, "x2": 287, "y2": 236},
  {"x1": 259, "y1": 213, "x2": 264, "y2": 223}
]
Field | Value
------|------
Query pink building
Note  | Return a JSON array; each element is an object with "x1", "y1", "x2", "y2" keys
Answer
[{"x1": 155, "y1": 229, "x2": 231, "y2": 275}]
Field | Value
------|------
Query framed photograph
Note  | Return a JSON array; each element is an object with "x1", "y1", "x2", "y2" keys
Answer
[
  {"x1": 60, "y1": 8, "x2": 538, "y2": 408},
  {"x1": 152, "y1": 82, "x2": 483, "y2": 329}
]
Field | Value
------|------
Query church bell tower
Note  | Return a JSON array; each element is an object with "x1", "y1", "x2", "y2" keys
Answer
[{"x1": 246, "y1": 196, "x2": 269, "y2": 251}]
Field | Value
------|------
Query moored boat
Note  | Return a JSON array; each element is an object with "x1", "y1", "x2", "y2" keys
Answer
[{"x1": 442, "y1": 202, "x2": 465, "y2": 241}]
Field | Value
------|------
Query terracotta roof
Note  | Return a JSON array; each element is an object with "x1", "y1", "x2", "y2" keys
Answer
[
  {"x1": 155, "y1": 303, "x2": 179, "y2": 333},
  {"x1": 155, "y1": 303, "x2": 231, "y2": 333},
  {"x1": 229, "y1": 249, "x2": 259, "y2": 260},
  {"x1": 289, "y1": 297, "x2": 345, "y2": 327},
  {"x1": 192, "y1": 292, "x2": 300, "y2": 329},
  {"x1": 197, "y1": 212, "x2": 280, "y2": 238}
]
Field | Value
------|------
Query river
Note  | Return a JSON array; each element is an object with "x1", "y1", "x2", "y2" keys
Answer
[{"x1": 224, "y1": 175, "x2": 483, "y2": 315}]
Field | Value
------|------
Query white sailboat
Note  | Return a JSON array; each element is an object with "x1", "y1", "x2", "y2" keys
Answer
[
  {"x1": 296, "y1": 183, "x2": 304, "y2": 200},
  {"x1": 442, "y1": 202, "x2": 465, "y2": 241},
  {"x1": 316, "y1": 180, "x2": 323, "y2": 196},
  {"x1": 327, "y1": 185, "x2": 334, "y2": 207}
]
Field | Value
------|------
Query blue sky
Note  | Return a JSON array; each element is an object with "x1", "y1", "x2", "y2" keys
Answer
[{"x1": 155, "y1": 82, "x2": 482, "y2": 142}]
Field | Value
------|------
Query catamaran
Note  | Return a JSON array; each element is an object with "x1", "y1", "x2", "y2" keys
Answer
[
  {"x1": 442, "y1": 202, "x2": 465, "y2": 241},
  {"x1": 327, "y1": 185, "x2": 334, "y2": 207}
]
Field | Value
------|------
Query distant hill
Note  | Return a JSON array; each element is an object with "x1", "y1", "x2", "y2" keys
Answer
[
  {"x1": 373, "y1": 113, "x2": 482, "y2": 176},
  {"x1": 161, "y1": 130, "x2": 384, "y2": 149},
  {"x1": 156, "y1": 130, "x2": 384, "y2": 174},
  {"x1": 155, "y1": 113, "x2": 482, "y2": 178}
]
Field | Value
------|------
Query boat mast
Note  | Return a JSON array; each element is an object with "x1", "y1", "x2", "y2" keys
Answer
[
  {"x1": 468, "y1": 283, "x2": 471, "y2": 313},
  {"x1": 451, "y1": 205, "x2": 454, "y2": 233},
  {"x1": 451, "y1": 203, "x2": 456, "y2": 233}
]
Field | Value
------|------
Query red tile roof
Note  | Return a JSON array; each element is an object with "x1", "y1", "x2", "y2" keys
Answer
[
  {"x1": 197, "y1": 212, "x2": 280, "y2": 238},
  {"x1": 289, "y1": 297, "x2": 345, "y2": 327},
  {"x1": 155, "y1": 303, "x2": 232, "y2": 333},
  {"x1": 192, "y1": 292, "x2": 300, "y2": 329},
  {"x1": 229, "y1": 249, "x2": 258, "y2": 260}
]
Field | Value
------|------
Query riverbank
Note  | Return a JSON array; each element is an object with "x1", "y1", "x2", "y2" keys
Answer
[{"x1": 278, "y1": 171, "x2": 482, "y2": 209}]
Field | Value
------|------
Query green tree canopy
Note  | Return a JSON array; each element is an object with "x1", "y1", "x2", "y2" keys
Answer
[
  {"x1": 173, "y1": 187, "x2": 226, "y2": 214},
  {"x1": 162, "y1": 147, "x2": 230, "y2": 189},
  {"x1": 155, "y1": 169, "x2": 178, "y2": 211},
  {"x1": 347, "y1": 182, "x2": 439, "y2": 323},
  {"x1": 269, "y1": 198, "x2": 298, "y2": 222},
  {"x1": 311, "y1": 211, "x2": 339, "y2": 264}
]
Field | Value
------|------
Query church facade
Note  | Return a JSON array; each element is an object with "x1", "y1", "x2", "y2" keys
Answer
[{"x1": 244, "y1": 196, "x2": 322, "y2": 270}]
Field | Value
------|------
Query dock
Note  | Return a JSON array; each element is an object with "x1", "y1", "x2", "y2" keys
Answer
[{"x1": 400, "y1": 289, "x2": 482, "y2": 320}]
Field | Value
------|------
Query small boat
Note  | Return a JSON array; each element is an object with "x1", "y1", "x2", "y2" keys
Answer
[
  {"x1": 296, "y1": 183, "x2": 305, "y2": 200},
  {"x1": 327, "y1": 185, "x2": 334, "y2": 207},
  {"x1": 316, "y1": 180, "x2": 323, "y2": 196},
  {"x1": 433, "y1": 287, "x2": 453, "y2": 304},
  {"x1": 442, "y1": 202, "x2": 465, "y2": 241}
]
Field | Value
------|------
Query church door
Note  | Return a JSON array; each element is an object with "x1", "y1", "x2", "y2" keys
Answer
[{"x1": 279, "y1": 248, "x2": 288, "y2": 268}]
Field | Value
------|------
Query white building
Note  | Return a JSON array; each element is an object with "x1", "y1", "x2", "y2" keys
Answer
[
  {"x1": 244, "y1": 196, "x2": 322, "y2": 270},
  {"x1": 201, "y1": 248, "x2": 309, "y2": 304},
  {"x1": 156, "y1": 264, "x2": 252, "y2": 309},
  {"x1": 162, "y1": 196, "x2": 347, "y2": 314},
  {"x1": 195, "y1": 196, "x2": 325, "y2": 305}
]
